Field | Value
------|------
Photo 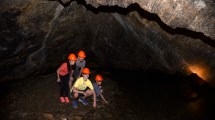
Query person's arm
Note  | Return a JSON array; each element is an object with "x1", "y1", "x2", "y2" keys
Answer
[
  {"x1": 57, "y1": 63, "x2": 67, "y2": 82},
  {"x1": 99, "y1": 93, "x2": 109, "y2": 104},
  {"x1": 70, "y1": 69, "x2": 74, "y2": 80},
  {"x1": 93, "y1": 91, "x2": 97, "y2": 108},
  {"x1": 69, "y1": 69, "x2": 74, "y2": 90},
  {"x1": 56, "y1": 67, "x2": 61, "y2": 82},
  {"x1": 73, "y1": 88, "x2": 86, "y2": 94},
  {"x1": 89, "y1": 82, "x2": 96, "y2": 108},
  {"x1": 77, "y1": 67, "x2": 83, "y2": 78},
  {"x1": 97, "y1": 85, "x2": 108, "y2": 104}
]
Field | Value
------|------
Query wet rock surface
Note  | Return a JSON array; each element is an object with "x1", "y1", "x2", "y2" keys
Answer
[{"x1": 0, "y1": 70, "x2": 215, "y2": 120}]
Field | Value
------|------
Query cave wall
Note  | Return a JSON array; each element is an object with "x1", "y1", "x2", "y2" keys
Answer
[
  {"x1": 86, "y1": 0, "x2": 215, "y2": 40},
  {"x1": 0, "y1": 0, "x2": 215, "y2": 86}
]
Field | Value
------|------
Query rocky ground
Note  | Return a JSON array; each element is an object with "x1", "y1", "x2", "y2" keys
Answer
[
  {"x1": 0, "y1": 70, "x2": 215, "y2": 120},
  {"x1": 0, "y1": 71, "x2": 120, "y2": 120}
]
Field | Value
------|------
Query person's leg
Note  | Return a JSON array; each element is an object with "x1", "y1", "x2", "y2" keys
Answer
[
  {"x1": 84, "y1": 89, "x2": 94, "y2": 98},
  {"x1": 79, "y1": 89, "x2": 94, "y2": 105},
  {"x1": 64, "y1": 74, "x2": 70, "y2": 97},
  {"x1": 72, "y1": 92, "x2": 79, "y2": 108},
  {"x1": 69, "y1": 79, "x2": 73, "y2": 90},
  {"x1": 68, "y1": 78, "x2": 74, "y2": 99},
  {"x1": 60, "y1": 82, "x2": 64, "y2": 97},
  {"x1": 73, "y1": 92, "x2": 79, "y2": 99},
  {"x1": 63, "y1": 74, "x2": 70, "y2": 103},
  {"x1": 59, "y1": 76, "x2": 65, "y2": 103}
]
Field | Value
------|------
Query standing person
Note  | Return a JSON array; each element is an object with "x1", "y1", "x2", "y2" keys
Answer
[
  {"x1": 71, "y1": 68, "x2": 97, "y2": 108},
  {"x1": 74, "y1": 50, "x2": 86, "y2": 79},
  {"x1": 93, "y1": 75, "x2": 109, "y2": 104},
  {"x1": 56, "y1": 53, "x2": 77, "y2": 103}
]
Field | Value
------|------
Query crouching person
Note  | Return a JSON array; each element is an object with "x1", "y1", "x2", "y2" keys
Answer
[
  {"x1": 71, "y1": 68, "x2": 96, "y2": 108},
  {"x1": 93, "y1": 75, "x2": 109, "y2": 104}
]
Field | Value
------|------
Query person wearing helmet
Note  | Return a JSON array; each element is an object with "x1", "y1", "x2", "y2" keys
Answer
[
  {"x1": 71, "y1": 68, "x2": 97, "y2": 108},
  {"x1": 93, "y1": 75, "x2": 103, "y2": 97},
  {"x1": 73, "y1": 50, "x2": 86, "y2": 79},
  {"x1": 56, "y1": 53, "x2": 77, "y2": 103},
  {"x1": 92, "y1": 75, "x2": 109, "y2": 104}
]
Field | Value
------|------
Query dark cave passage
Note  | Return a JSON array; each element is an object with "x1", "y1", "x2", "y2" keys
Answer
[{"x1": 108, "y1": 69, "x2": 215, "y2": 120}]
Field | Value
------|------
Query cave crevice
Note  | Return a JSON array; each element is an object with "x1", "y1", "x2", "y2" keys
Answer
[{"x1": 57, "y1": 0, "x2": 215, "y2": 48}]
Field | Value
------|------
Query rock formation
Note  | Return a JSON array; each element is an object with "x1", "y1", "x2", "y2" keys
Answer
[
  {"x1": 0, "y1": 0, "x2": 215, "y2": 86},
  {"x1": 85, "y1": 0, "x2": 215, "y2": 40}
]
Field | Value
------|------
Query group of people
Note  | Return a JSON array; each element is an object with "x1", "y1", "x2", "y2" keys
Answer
[{"x1": 56, "y1": 50, "x2": 108, "y2": 108}]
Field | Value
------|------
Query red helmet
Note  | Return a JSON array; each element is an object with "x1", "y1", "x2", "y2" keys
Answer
[
  {"x1": 68, "y1": 53, "x2": 77, "y2": 61},
  {"x1": 82, "y1": 68, "x2": 90, "y2": 74},
  {"x1": 95, "y1": 75, "x2": 103, "y2": 82},
  {"x1": 78, "y1": 50, "x2": 86, "y2": 58}
]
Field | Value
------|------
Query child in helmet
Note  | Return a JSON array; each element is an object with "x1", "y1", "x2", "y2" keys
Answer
[
  {"x1": 71, "y1": 68, "x2": 97, "y2": 108},
  {"x1": 73, "y1": 50, "x2": 86, "y2": 79},
  {"x1": 69, "y1": 50, "x2": 86, "y2": 97},
  {"x1": 92, "y1": 75, "x2": 109, "y2": 104},
  {"x1": 56, "y1": 53, "x2": 77, "y2": 103}
]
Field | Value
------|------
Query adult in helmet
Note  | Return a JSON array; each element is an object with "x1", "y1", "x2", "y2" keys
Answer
[
  {"x1": 73, "y1": 50, "x2": 86, "y2": 79},
  {"x1": 56, "y1": 53, "x2": 77, "y2": 103},
  {"x1": 71, "y1": 68, "x2": 97, "y2": 108},
  {"x1": 92, "y1": 74, "x2": 109, "y2": 104}
]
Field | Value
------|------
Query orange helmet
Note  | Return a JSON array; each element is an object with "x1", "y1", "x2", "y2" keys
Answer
[
  {"x1": 78, "y1": 50, "x2": 86, "y2": 58},
  {"x1": 82, "y1": 68, "x2": 90, "y2": 74},
  {"x1": 68, "y1": 53, "x2": 77, "y2": 61},
  {"x1": 95, "y1": 75, "x2": 103, "y2": 82}
]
